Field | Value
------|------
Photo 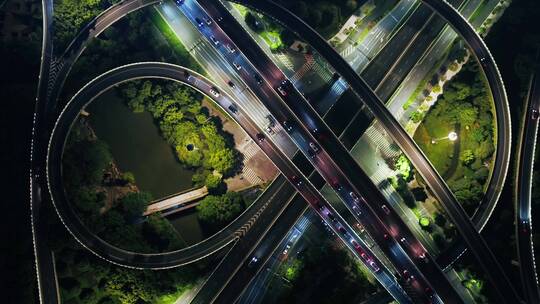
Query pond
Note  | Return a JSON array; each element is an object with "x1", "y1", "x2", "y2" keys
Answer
[{"x1": 88, "y1": 89, "x2": 204, "y2": 244}]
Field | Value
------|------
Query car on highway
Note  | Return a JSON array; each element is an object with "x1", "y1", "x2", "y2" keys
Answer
[
  {"x1": 282, "y1": 244, "x2": 291, "y2": 255},
  {"x1": 349, "y1": 191, "x2": 360, "y2": 203},
  {"x1": 248, "y1": 256, "x2": 258, "y2": 268},
  {"x1": 532, "y1": 109, "x2": 539, "y2": 120},
  {"x1": 331, "y1": 181, "x2": 343, "y2": 191},
  {"x1": 521, "y1": 219, "x2": 530, "y2": 233},
  {"x1": 227, "y1": 44, "x2": 235, "y2": 53},
  {"x1": 227, "y1": 80, "x2": 235, "y2": 88},
  {"x1": 209, "y1": 87, "x2": 220, "y2": 98},
  {"x1": 355, "y1": 223, "x2": 365, "y2": 233},
  {"x1": 228, "y1": 104, "x2": 238, "y2": 114},
  {"x1": 256, "y1": 133, "x2": 265, "y2": 143},
  {"x1": 254, "y1": 73, "x2": 263, "y2": 85},
  {"x1": 402, "y1": 270, "x2": 414, "y2": 282},
  {"x1": 327, "y1": 212, "x2": 337, "y2": 222},
  {"x1": 369, "y1": 260, "x2": 380, "y2": 272},
  {"x1": 381, "y1": 204, "x2": 391, "y2": 215},
  {"x1": 351, "y1": 240, "x2": 360, "y2": 249},
  {"x1": 352, "y1": 205, "x2": 361, "y2": 216},
  {"x1": 175, "y1": 0, "x2": 184, "y2": 5},
  {"x1": 183, "y1": 70, "x2": 193, "y2": 82},
  {"x1": 233, "y1": 62, "x2": 242, "y2": 70},
  {"x1": 309, "y1": 142, "x2": 319, "y2": 153},
  {"x1": 277, "y1": 85, "x2": 287, "y2": 96},
  {"x1": 195, "y1": 17, "x2": 204, "y2": 27},
  {"x1": 283, "y1": 120, "x2": 293, "y2": 133},
  {"x1": 291, "y1": 175, "x2": 303, "y2": 187},
  {"x1": 338, "y1": 226, "x2": 347, "y2": 235},
  {"x1": 204, "y1": 17, "x2": 212, "y2": 25},
  {"x1": 210, "y1": 35, "x2": 219, "y2": 46}
]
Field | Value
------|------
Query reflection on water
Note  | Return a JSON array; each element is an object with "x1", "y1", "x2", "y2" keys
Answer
[{"x1": 88, "y1": 90, "x2": 204, "y2": 244}]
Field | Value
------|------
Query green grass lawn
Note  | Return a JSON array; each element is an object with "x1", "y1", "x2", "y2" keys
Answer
[
  {"x1": 260, "y1": 30, "x2": 283, "y2": 50},
  {"x1": 233, "y1": 3, "x2": 249, "y2": 17},
  {"x1": 414, "y1": 118, "x2": 454, "y2": 175},
  {"x1": 414, "y1": 100, "x2": 489, "y2": 183},
  {"x1": 150, "y1": 9, "x2": 204, "y2": 74},
  {"x1": 415, "y1": 115, "x2": 486, "y2": 183}
]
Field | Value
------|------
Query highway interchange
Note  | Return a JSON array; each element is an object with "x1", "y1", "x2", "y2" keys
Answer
[{"x1": 29, "y1": 0, "x2": 536, "y2": 303}]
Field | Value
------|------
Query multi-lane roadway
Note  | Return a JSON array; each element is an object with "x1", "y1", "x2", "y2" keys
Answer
[
  {"x1": 189, "y1": 0, "x2": 468, "y2": 301},
  {"x1": 223, "y1": 0, "x2": 518, "y2": 302},
  {"x1": 32, "y1": 0, "x2": 525, "y2": 303}
]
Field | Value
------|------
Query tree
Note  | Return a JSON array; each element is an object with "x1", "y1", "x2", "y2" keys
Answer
[
  {"x1": 434, "y1": 212, "x2": 447, "y2": 227},
  {"x1": 476, "y1": 140, "x2": 494, "y2": 160},
  {"x1": 197, "y1": 192, "x2": 245, "y2": 230},
  {"x1": 433, "y1": 232, "x2": 447, "y2": 248},
  {"x1": 205, "y1": 173, "x2": 224, "y2": 192},
  {"x1": 245, "y1": 12, "x2": 263, "y2": 33},
  {"x1": 122, "y1": 172, "x2": 136, "y2": 184},
  {"x1": 143, "y1": 215, "x2": 184, "y2": 251},
  {"x1": 473, "y1": 167, "x2": 490, "y2": 183},
  {"x1": 120, "y1": 192, "x2": 152, "y2": 218},
  {"x1": 458, "y1": 104, "x2": 478, "y2": 126},
  {"x1": 410, "y1": 111, "x2": 425, "y2": 123},
  {"x1": 460, "y1": 150, "x2": 475, "y2": 166}
]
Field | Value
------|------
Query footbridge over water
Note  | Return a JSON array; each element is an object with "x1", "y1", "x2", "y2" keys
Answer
[{"x1": 144, "y1": 186, "x2": 209, "y2": 216}]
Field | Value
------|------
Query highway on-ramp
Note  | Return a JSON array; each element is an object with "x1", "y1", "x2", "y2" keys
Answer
[
  {"x1": 515, "y1": 64, "x2": 540, "y2": 304},
  {"x1": 47, "y1": 63, "x2": 298, "y2": 269}
]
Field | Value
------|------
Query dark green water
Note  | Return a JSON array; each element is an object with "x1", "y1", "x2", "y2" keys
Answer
[
  {"x1": 88, "y1": 90, "x2": 193, "y2": 198},
  {"x1": 87, "y1": 90, "x2": 204, "y2": 244}
]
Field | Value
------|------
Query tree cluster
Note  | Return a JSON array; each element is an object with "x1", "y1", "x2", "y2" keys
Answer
[
  {"x1": 276, "y1": 238, "x2": 377, "y2": 303},
  {"x1": 419, "y1": 61, "x2": 495, "y2": 213},
  {"x1": 120, "y1": 80, "x2": 240, "y2": 188},
  {"x1": 196, "y1": 192, "x2": 246, "y2": 232},
  {"x1": 63, "y1": 122, "x2": 185, "y2": 253},
  {"x1": 51, "y1": 226, "x2": 201, "y2": 304}
]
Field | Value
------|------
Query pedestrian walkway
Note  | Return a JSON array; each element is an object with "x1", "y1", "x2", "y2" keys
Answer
[
  {"x1": 275, "y1": 53, "x2": 295, "y2": 71},
  {"x1": 144, "y1": 186, "x2": 208, "y2": 216},
  {"x1": 340, "y1": 44, "x2": 356, "y2": 58},
  {"x1": 290, "y1": 54, "x2": 314, "y2": 84}
]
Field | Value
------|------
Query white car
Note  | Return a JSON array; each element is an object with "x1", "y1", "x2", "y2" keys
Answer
[
  {"x1": 209, "y1": 87, "x2": 220, "y2": 98},
  {"x1": 369, "y1": 261, "x2": 380, "y2": 272},
  {"x1": 233, "y1": 62, "x2": 242, "y2": 70}
]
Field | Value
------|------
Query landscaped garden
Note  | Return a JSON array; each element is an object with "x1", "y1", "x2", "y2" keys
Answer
[{"x1": 414, "y1": 61, "x2": 495, "y2": 214}]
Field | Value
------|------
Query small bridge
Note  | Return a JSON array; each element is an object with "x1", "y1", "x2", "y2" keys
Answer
[{"x1": 144, "y1": 186, "x2": 209, "y2": 216}]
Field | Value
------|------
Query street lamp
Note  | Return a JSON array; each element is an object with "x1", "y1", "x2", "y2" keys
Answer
[{"x1": 431, "y1": 131, "x2": 458, "y2": 144}]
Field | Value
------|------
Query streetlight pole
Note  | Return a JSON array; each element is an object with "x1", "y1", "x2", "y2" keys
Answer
[{"x1": 431, "y1": 131, "x2": 458, "y2": 144}]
